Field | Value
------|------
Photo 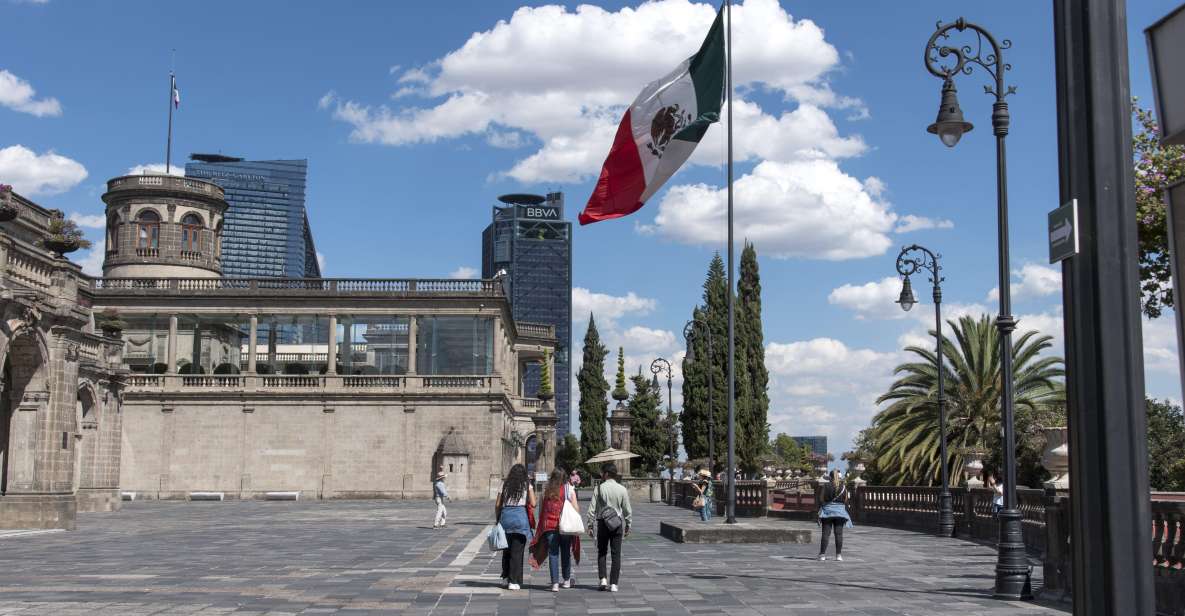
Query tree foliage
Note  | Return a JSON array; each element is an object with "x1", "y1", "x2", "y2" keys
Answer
[
  {"x1": 577, "y1": 315, "x2": 609, "y2": 464},
  {"x1": 870, "y1": 314, "x2": 1065, "y2": 486},
  {"x1": 555, "y1": 434, "x2": 582, "y2": 476},
  {"x1": 628, "y1": 369, "x2": 665, "y2": 475},
  {"x1": 1134, "y1": 101, "x2": 1185, "y2": 318},
  {"x1": 680, "y1": 254, "x2": 728, "y2": 462},
  {"x1": 1147, "y1": 397, "x2": 1185, "y2": 491},
  {"x1": 736, "y1": 241, "x2": 770, "y2": 472},
  {"x1": 538, "y1": 350, "x2": 553, "y2": 399},
  {"x1": 612, "y1": 347, "x2": 629, "y2": 401}
]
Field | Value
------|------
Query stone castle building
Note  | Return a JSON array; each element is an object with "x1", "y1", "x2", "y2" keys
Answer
[{"x1": 0, "y1": 175, "x2": 557, "y2": 529}]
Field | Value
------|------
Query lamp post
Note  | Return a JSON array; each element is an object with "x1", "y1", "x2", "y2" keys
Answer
[
  {"x1": 894, "y1": 244, "x2": 954, "y2": 538},
  {"x1": 650, "y1": 357, "x2": 675, "y2": 505},
  {"x1": 923, "y1": 18, "x2": 1029, "y2": 599},
  {"x1": 683, "y1": 317, "x2": 714, "y2": 475}
]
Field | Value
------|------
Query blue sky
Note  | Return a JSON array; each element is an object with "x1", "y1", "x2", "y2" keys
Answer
[{"x1": 2, "y1": 0, "x2": 1180, "y2": 461}]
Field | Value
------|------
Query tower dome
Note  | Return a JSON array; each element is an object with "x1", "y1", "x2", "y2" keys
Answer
[{"x1": 100, "y1": 175, "x2": 228, "y2": 278}]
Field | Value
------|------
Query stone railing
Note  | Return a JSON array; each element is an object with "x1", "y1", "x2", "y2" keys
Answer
[
  {"x1": 122, "y1": 373, "x2": 503, "y2": 395},
  {"x1": 517, "y1": 321, "x2": 556, "y2": 339},
  {"x1": 671, "y1": 480, "x2": 769, "y2": 517},
  {"x1": 106, "y1": 174, "x2": 225, "y2": 199},
  {"x1": 89, "y1": 277, "x2": 504, "y2": 297},
  {"x1": 6, "y1": 249, "x2": 53, "y2": 290}
]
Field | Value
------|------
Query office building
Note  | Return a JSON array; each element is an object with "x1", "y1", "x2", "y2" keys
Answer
[
  {"x1": 185, "y1": 155, "x2": 320, "y2": 279},
  {"x1": 482, "y1": 192, "x2": 573, "y2": 436},
  {"x1": 791, "y1": 435, "x2": 828, "y2": 457}
]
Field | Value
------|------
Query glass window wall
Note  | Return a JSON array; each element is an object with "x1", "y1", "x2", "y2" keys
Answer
[
  {"x1": 415, "y1": 316, "x2": 494, "y2": 375},
  {"x1": 255, "y1": 315, "x2": 328, "y2": 374},
  {"x1": 120, "y1": 315, "x2": 168, "y2": 373},
  {"x1": 337, "y1": 316, "x2": 409, "y2": 375}
]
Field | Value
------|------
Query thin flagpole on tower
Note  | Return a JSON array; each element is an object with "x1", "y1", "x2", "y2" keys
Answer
[
  {"x1": 724, "y1": 0, "x2": 737, "y2": 525},
  {"x1": 166, "y1": 50, "x2": 176, "y2": 175}
]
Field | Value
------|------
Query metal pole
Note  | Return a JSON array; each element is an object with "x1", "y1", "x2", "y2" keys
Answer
[
  {"x1": 708, "y1": 326, "x2": 714, "y2": 476},
  {"x1": 1054, "y1": 0, "x2": 1155, "y2": 612},
  {"x1": 724, "y1": 0, "x2": 737, "y2": 527},
  {"x1": 933, "y1": 268, "x2": 954, "y2": 537},
  {"x1": 166, "y1": 72, "x2": 174, "y2": 175}
]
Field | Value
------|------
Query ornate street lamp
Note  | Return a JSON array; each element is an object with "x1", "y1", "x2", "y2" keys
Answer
[
  {"x1": 683, "y1": 317, "x2": 714, "y2": 475},
  {"x1": 895, "y1": 244, "x2": 954, "y2": 538},
  {"x1": 924, "y1": 18, "x2": 1029, "y2": 599},
  {"x1": 650, "y1": 357, "x2": 675, "y2": 504}
]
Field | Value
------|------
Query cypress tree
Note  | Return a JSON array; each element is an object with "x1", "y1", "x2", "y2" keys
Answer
[
  {"x1": 680, "y1": 254, "x2": 728, "y2": 462},
  {"x1": 612, "y1": 347, "x2": 629, "y2": 402},
  {"x1": 577, "y1": 315, "x2": 610, "y2": 464},
  {"x1": 628, "y1": 368, "x2": 664, "y2": 474},
  {"x1": 737, "y1": 242, "x2": 770, "y2": 472}
]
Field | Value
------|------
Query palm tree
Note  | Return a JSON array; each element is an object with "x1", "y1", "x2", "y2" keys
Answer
[{"x1": 872, "y1": 314, "x2": 1064, "y2": 486}]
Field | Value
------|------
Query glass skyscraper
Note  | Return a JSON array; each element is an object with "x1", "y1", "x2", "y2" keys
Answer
[
  {"x1": 185, "y1": 155, "x2": 320, "y2": 279},
  {"x1": 482, "y1": 193, "x2": 572, "y2": 437}
]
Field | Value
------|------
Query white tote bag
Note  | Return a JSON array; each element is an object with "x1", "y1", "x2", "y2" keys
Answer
[{"x1": 559, "y1": 484, "x2": 583, "y2": 535}]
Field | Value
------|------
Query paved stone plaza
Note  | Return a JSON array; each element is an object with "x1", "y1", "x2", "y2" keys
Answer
[{"x1": 0, "y1": 500, "x2": 1071, "y2": 615}]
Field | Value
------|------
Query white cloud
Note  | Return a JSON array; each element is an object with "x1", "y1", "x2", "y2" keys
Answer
[
  {"x1": 828, "y1": 276, "x2": 911, "y2": 320},
  {"x1": 620, "y1": 326, "x2": 677, "y2": 355},
  {"x1": 323, "y1": 0, "x2": 859, "y2": 184},
  {"x1": 0, "y1": 145, "x2": 87, "y2": 195},
  {"x1": 1142, "y1": 316, "x2": 1179, "y2": 375},
  {"x1": 0, "y1": 69, "x2": 61, "y2": 117},
  {"x1": 125, "y1": 163, "x2": 184, "y2": 177},
  {"x1": 895, "y1": 214, "x2": 954, "y2": 233},
  {"x1": 68, "y1": 212, "x2": 105, "y2": 229},
  {"x1": 572, "y1": 287, "x2": 656, "y2": 326},
  {"x1": 767, "y1": 337, "x2": 899, "y2": 378},
  {"x1": 988, "y1": 263, "x2": 1063, "y2": 302},
  {"x1": 647, "y1": 159, "x2": 896, "y2": 260},
  {"x1": 448, "y1": 266, "x2": 478, "y2": 279}
]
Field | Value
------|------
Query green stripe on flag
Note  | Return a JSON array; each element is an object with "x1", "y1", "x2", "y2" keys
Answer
[{"x1": 674, "y1": 6, "x2": 725, "y2": 142}]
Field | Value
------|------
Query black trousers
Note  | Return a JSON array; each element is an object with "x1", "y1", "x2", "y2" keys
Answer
[
  {"x1": 501, "y1": 533, "x2": 527, "y2": 585},
  {"x1": 596, "y1": 519, "x2": 624, "y2": 585},
  {"x1": 819, "y1": 518, "x2": 844, "y2": 555}
]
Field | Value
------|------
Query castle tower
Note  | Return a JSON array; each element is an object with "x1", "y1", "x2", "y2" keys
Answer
[{"x1": 101, "y1": 175, "x2": 228, "y2": 278}]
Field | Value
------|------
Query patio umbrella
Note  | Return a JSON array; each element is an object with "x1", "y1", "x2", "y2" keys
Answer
[{"x1": 585, "y1": 447, "x2": 640, "y2": 465}]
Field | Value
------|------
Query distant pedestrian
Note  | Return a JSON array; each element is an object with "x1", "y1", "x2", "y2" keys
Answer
[
  {"x1": 587, "y1": 462, "x2": 631, "y2": 592},
  {"x1": 495, "y1": 464, "x2": 536, "y2": 590},
  {"x1": 432, "y1": 467, "x2": 449, "y2": 529},
  {"x1": 817, "y1": 469, "x2": 852, "y2": 562},
  {"x1": 530, "y1": 467, "x2": 582, "y2": 591},
  {"x1": 692, "y1": 466, "x2": 714, "y2": 522},
  {"x1": 986, "y1": 472, "x2": 1004, "y2": 515}
]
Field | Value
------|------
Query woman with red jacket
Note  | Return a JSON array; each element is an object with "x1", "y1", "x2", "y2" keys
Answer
[{"x1": 530, "y1": 467, "x2": 581, "y2": 591}]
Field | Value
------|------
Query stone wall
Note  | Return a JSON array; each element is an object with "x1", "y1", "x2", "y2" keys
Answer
[{"x1": 119, "y1": 396, "x2": 512, "y2": 500}]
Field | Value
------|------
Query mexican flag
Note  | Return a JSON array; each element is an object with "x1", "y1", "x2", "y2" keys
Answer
[{"x1": 579, "y1": 7, "x2": 725, "y2": 225}]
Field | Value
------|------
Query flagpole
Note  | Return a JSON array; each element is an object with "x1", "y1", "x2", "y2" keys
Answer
[
  {"x1": 724, "y1": 0, "x2": 737, "y2": 525},
  {"x1": 166, "y1": 71, "x2": 174, "y2": 175}
]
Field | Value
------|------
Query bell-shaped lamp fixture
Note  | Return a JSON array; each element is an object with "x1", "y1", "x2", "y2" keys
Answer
[
  {"x1": 897, "y1": 276, "x2": 917, "y2": 312},
  {"x1": 927, "y1": 78, "x2": 975, "y2": 147},
  {"x1": 685, "y1": 338, "x2": 696, "y2": 363}
]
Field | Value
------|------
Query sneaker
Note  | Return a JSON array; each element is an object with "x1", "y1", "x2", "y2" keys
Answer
[
  {"x1": 818, "y1": 554, "x2": 826, "y2": 561},
  {"x1": 599, "y1": 577, "x2": 608, "y2": 591},
  {"x1": 610, "y1": 584, "x2": 619, "y2": 593},
  {"x1": 508, "y1": 583, "x2": 520, "y2": 591},
  {"x1": 561, "y1": 579, "x2": 572, "y2": 589},
  {"x1": 836, "y1": 554, "x2": 843, "y2": 562},
  {"x1": 551, "y1": 583, "x2": 560, "y2": 592}
]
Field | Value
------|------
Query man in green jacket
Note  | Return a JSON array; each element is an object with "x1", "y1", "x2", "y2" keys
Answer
[{"x1": 586, "y1": 462, "x2": 631, "y2": 592}]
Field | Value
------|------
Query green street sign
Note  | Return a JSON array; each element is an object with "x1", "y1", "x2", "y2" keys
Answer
[{"x1": 1049, "y1": 199, "x2": 1079, "y2": 263}]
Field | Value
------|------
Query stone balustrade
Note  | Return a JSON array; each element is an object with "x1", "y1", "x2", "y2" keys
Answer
[
  {"x1": 122, "y1": 373, "x2": 508, "y2": 394},
  {"x1": 517, "y1": 321, "x2": 556, "y2": 339},
  {"x1": 88, "y1": 277, "x2": 504, "y2": 296},
  {"x1": 106, "y1": 174, "x2": 225, "y2": 199}
]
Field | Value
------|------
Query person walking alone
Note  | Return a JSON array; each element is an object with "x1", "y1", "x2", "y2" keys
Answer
[
  {"x1": 530, "y1": 467, "x2": 582, "y2": 591},
  {"x1": 586, "y1": 462, "x2": 631, "y2": 592},
  {"x1": 432, "y1": 466, "x2": 449, "y2": 529},
  {"x1": 818, "y1": 469, "x2": 852, "y2": 562},
  {"x1": 692, "y1": 466, "x2": 714, "y2": 522},
  {"x1": 495, "y1": 464, "x2": 535, "y2": 590}
]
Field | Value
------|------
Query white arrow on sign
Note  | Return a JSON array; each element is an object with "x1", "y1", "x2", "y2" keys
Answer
[{"x1": 1050, "y1": 220, "x2": 1072, "y2": 245}]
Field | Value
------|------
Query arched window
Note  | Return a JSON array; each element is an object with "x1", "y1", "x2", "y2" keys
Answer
[
  {"x1": 181, "y1": 213, "x2": 203, "y2": 252},
  {"x1": 136, "y1": 210, "x2": 160, "y2": 251}
]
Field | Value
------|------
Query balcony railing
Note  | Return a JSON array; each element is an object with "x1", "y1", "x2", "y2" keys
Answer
[
  {"x1": 88, "y1": 277, "x2": 504, "y2": 296},
  {"x1": 516, "y1": 321, "x2": 556, "y2": 339},
  {"x1": 105, "y1": 175, "x2": 225, "y2": 199},
  {"x1": 122, "y1": 374, "x2": 504, "y2": 395}
]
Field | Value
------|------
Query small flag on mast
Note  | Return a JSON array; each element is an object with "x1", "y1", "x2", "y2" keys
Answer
[
  {"x1": 578, "y1": 6, "x2": 725, "y2": 225},
  {"x1": 171, "y1": 74, "x2": 181, "y2": 109}
]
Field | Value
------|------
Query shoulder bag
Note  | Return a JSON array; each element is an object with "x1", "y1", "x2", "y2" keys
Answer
[{"x1": 559, "y1": 485, "x2": 584, "y2": 535}]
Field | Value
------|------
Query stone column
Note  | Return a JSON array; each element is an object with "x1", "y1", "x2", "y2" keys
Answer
[
  {"x1": 267, "y1": 319, "x2": 277, "y2": 372},
  {"x1": 533, "y1": 406, "x2": 557, "y2": 476},
  {"x1": 247, "y1": 315, "x2": 258, "y2": 374},
  {"x1": 406, "y1": 316, "x2": 417, "y2": 375},
  {"x1": 341, "y1": 317, "x2": 352, "y2": 374},
  {"x1": 491, "y1": 317, "x2": 502, "y2": 376},
  {"x1": 166, "y1": 314, "x2": 178, "y2": 374},
  {"x1": 609, "y1": 401, "x2": 634, "y2": 477},
  {"x1": 326, "y1": 314, "x2": 337, "y2": 375}
]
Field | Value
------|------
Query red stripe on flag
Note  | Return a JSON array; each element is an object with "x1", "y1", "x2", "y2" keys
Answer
[{"x1": 579, "y1": 109, "x2": 646, "y2": 225}]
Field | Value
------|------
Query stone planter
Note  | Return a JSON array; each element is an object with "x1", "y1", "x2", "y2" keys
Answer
[
  {"x1": 962, "y1": 450, "x2": 986, "y2": 488},
  {"x1": 847, "y1": 458, "x2": 867, "y2": 487},
  {"x1": 1040, "y1": 426, "x2": 1070, "y2": 490},
  {"x1": 0, "y1": 203, "x2": 18, "y2": 222},
  {"x1": 44, "y1": 239, "x2": 80, "y2": 258}
]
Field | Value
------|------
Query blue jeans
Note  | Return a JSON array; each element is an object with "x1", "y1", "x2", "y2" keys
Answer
[
  {"x1": 700, "y1": 496, "x2": 713, "y2": 521},
  {"x1": 545, "y1": 531, "x2": 572, "y2": 584}
]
